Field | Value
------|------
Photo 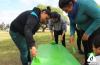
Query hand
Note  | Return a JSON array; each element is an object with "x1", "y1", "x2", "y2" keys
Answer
[
  {"x1": 69, "y1": 36, "x2": 75, "y2": 44},
  {"x1": 61, "y1": 33, "x2": 65, "y2": 41},
  {"x1": 82, "y1": 33, "x2": 89, "y2": 41},
  {"x1": 31, "y1": 46, "x2": 37, "y2": 57}
]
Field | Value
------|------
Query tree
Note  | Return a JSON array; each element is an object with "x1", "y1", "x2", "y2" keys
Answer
[
  {"x1": 0, "y1": 22, "x2": 5, "y2": 30},
  {"x1": 4, "y1": 24, "x2": 10, "y2": 31},
  {"x1": 37, "y1": 4, "x2": 63, "y2": 15},
  {"x1": 37, "y1": 4, "x2": 47, "y2": 10}
]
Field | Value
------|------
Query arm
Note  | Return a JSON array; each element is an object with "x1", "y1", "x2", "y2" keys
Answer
[
  {"x1": 61, "y1": 20, "x2": 67, "y2": 38},
  {"x1": 84, "y1": 1, "x2": 100, "y2": 37},
  {"x1": 68, "y1": 14, "x2": 76, "y2": 43},
  {"x1": 69, "y1": 17, "x2": 76, "y2": 36},
  {"x1": 48, "y1": 20, "x2": 54, "y2": 39},
  {"x1": 24, "y1": 15, "x2": 38, "y2": 48}
]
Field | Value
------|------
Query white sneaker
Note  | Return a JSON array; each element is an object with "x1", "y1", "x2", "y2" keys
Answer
[{"x1": 28, "y1": 62, "x2": 31, "y2": 65}]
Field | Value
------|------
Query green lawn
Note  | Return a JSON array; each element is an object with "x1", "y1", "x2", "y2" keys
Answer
[{"x1": 0, "y1": 31, "x2": 84, "y2": 65}]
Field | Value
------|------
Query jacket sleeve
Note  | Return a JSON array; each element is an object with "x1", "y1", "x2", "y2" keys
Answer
[
  {"x1": 68, "y1": 14, "x2": 76, "y2": 36},
  {"x1": 48, "y1": 19, "x2": 53, "y2": 32},
  {"x1": 70, "y1": 19, "x2": 76, "y2": 36},
  {"x1": 62, "y1": 19, "x2": 67, "y2": 33},
  {"x1": 84, "y1": 0, "x2": 100, "y2": 36},
  {"x1": 24, "y1": 15, "x2": 38, "y2": 48}
]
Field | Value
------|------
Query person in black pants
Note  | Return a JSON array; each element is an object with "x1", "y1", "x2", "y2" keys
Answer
[
  {"x1": 75, "y1": 28, "x2": 100, "y2": 65},
  {"x1": 81, "y1": 28, "x2": 100, "y2": 65},
  {"x1": 54, "y1": 30, "x2": 66, "y2": 46},
  {"x1": 76, "y1": 27, "x2": 84, "y2": 54},
  {"x1": 9, "y1": 7, "x2": 51, "y2": 65},
  {"x1": 59, "y1": 0, "x2": 100, "y2": 65},
  {"x1": 48, "y1": 12, "x2": 67, "y2": 47}
]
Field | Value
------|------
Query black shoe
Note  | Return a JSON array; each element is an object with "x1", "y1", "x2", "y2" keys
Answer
[{"x1": 28, "y1": 62, "x2": 31, "y2": 65}]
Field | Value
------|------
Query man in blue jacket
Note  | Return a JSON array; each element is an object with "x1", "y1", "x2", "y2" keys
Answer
[{"x1": 59, "y1": 0, "x2": 100, "y2": 65}]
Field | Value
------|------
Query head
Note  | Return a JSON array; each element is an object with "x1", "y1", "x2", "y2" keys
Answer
[
  {"x1": 50, "y1": 12, "x2": 60, "y2": 23},
  {"x1": 59, "y1": 0, "x2": 75, "y2": 13},
  {"x1": 40, "y1": 6, "x2": 51, "y2": 24},
  {"x1": 93, "y1": 36, "x2": 100, "y2": 55}
]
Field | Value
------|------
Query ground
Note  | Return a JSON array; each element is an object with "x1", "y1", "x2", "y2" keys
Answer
[{"x1": 0, "y1": 31, "x2": 84, "y2": 65}]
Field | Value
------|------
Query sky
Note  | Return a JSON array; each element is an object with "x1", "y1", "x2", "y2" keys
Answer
[
  {"x1": 0, "y1": 0, "x2": 58, "y2": 24},
  {"x1": 0, "y1": 0, "x2": 100, "y2": 24}
]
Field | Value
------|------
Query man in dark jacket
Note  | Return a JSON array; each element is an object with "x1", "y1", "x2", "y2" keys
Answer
[{"x1": 9, "y1": 7, "x2": 51, "y2": 65}]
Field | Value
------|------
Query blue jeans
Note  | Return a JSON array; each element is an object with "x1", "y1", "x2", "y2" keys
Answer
[{"x1": 9, "y1": 31, "x2": 31, "y2": 65}]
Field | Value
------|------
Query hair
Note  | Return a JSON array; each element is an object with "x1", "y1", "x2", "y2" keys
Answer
[
  {"x1": 32, "y1": 7, "x2": 51, "y2": 18},
  {"x1": 42, "y1": 6, "x2": 51, "y2": 16},
  {"x1": 50, "y1": 12, "x2": 60, "y2": 20},
  {"x1": 59, "y1": 0, "x2": 73, "y2": 9},
  {"x1": 32, "y1": 7, "x2": 41, "y2": 17},
  {"x1": 47, "y1": 6, "x2": 51, "y2": 12},
  {"x1": 50, "y1": 12, "x2": 61, "y2": 22},
  {"x1": 93, "y1": 36, "x2": 100, "y2": 48}
]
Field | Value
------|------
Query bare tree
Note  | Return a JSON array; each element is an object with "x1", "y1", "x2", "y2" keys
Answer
[{"x1": 0, "y1": 22, "x2": 5, "y2": 30}]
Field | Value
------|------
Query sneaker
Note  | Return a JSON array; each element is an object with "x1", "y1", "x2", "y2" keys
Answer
[{"x1": 28, "y1": 62, "x2": 31, "y2": 65}]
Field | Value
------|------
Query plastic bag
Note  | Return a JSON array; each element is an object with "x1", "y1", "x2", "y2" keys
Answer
[{"x1": 31, "y1": 44, "x2": 81, "y2": 65}]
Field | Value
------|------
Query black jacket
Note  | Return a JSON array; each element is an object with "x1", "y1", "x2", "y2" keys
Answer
[{"x1": 10, "y1": 7, "x2": 41, "y2": 48}]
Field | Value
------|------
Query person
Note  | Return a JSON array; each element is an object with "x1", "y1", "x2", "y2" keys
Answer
[
  {"x1": 76, "y1": 26, "x2": 84, "y2": 54},
  {"x1": 89, "y1": 36, "x2": 100, "y2": 65},
  {"x1": 9, "y1": 7, "x2": 51, "y2": 65},
  {"x1": 48, "y1": 12, "x2": 67, "y2": 47},
  {"x1": 59, "y1": 0, "x2": 100, "y2": 65},
  {"x1": 93, "y1": 36, "x2": 100, "y2": 56}
]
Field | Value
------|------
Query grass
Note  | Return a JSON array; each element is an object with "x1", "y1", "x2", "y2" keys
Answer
[{"x1": 0, "y1": 31, "x2": 84, "y2": 65}]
